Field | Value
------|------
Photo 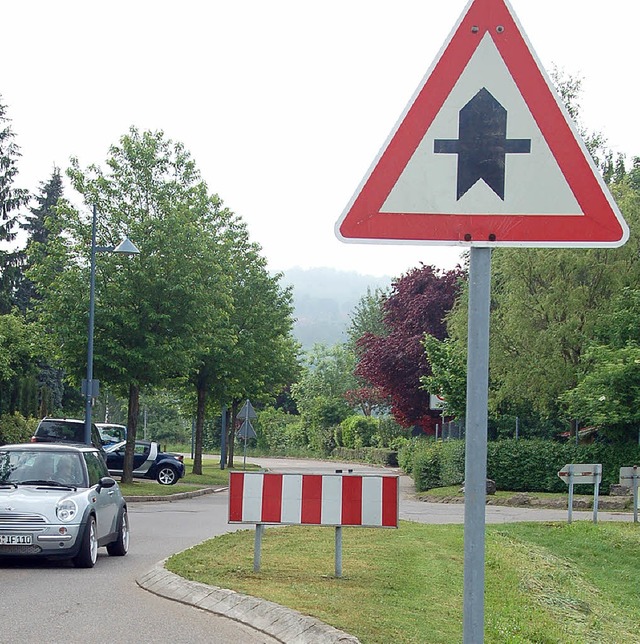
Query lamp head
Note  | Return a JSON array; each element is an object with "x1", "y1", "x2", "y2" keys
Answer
[{"x1": 112, "y1": 237, "x2": 140, "y2": 255}]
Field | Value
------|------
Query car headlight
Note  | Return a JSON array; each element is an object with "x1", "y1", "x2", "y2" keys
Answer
[{"x1": 56, "y1": 499, "x2": 78, "y2": 522}]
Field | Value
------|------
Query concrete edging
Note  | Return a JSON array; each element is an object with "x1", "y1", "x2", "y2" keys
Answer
[{"x1": 137, "y1": 562, "x2": 360, "y2": 644}]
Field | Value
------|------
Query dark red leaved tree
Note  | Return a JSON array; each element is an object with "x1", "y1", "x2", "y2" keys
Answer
[{"x1": 355, "y1": 264, "x2": 464, "y2": 433}]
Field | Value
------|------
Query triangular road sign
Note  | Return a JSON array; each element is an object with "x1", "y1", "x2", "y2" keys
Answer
[
  {"x1": 238, "y1": 399, "x2": 257, "y2": 420},
  {"x1": 336, "y1": 0, "x2": 628, "y2": 248},
  {"x1": 237, "y1": 419, "x2": 257, "y2": 440}
]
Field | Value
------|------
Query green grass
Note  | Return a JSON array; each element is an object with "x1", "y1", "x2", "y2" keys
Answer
[
  {"x1": 166, "y1": 520, "x2": 640, "y2": 643},
  {"x1": 117, "y1": 458, "x2": 261, "y2": 496}
]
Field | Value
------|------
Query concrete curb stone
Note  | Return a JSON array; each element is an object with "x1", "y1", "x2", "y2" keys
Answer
[{"x1": 137, "y1": 562, "x2": 360, "y2": 644}]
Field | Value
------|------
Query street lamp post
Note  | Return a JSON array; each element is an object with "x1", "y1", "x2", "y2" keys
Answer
[{"x1": 84, "y1": 204, "x2": 140, "y2": 445}]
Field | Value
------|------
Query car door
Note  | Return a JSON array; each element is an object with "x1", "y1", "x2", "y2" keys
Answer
[
  {"x1": 84, "y1": 451, "x2": 118, "y2": 538},
  {"x1": 132, "y1": 442, "x2": 157, "y2": 476}
]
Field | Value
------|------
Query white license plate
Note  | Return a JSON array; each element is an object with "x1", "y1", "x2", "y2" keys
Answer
[{"x1": 0, "y1": 534, "x2": 32, "y2": 545}]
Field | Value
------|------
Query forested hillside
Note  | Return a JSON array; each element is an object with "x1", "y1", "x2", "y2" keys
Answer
[{"x1": 280, "y1": 267, "x2": 391, "y2": 349}]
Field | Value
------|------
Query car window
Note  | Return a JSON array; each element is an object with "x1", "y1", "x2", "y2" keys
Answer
[
  {"x1": 36, "y1": 420, "x2": 83, "y2": 442},
  {"x1": 134, "y1": 443, "x2": 149, "y2": 456},
  {"x1": 53, "y1": 453, "x2": 85, "y2": 487},
  {"x1": 84, "y1": 451, "x2": 109, "y2": 486}
]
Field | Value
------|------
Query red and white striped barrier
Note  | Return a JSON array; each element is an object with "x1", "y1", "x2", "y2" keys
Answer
[{"x1": 229, "y1": 472, "x2": 399, "y2": 528}]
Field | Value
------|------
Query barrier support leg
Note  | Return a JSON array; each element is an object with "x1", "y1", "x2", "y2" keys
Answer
[
  {"x1": 254, "y1": 524, "x2": 264, "y2": 572},
  {"x1": 335, "y1": 526, "x2": 342, "y2": 578}
]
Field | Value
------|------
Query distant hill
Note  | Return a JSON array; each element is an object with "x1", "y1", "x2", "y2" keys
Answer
[{"x1": 279, "y1": 267, "x2": 392, "y2": 350}]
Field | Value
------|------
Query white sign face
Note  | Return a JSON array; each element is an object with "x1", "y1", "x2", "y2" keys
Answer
[
  {"x1": 619, "y1": 466, "x2": 639, "y2": 485},
  {"x1": 558, "y1": 463, "x2": 602, "y2": 485},
  {"x1": 381, "y1": 34, "x2": 581, "y2": 217},
  {"x1": 430, "y1": 394, "x2": 446, "y2": 410}
]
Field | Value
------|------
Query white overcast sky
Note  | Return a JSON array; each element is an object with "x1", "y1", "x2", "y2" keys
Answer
[{"x1": 3, "y1": 0, "x2": 638, "y2": 278}]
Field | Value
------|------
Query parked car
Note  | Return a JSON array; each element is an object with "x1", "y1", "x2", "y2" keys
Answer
[
  {"x1": 0, "y1": 443, "x2": 129, "y2": 568},
  {"x1": 30, "y1": 417, "x2": 105, "y2": 454},
  {"x1": 96, "y1": 423, "x2": 127, "y2": 446},
  {"x1": 104, "y1": 440, "x2": 185, "y2": 485}
]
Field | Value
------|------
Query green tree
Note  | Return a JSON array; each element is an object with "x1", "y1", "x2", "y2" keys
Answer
[
  {"x1": 0, "y1": 95, "x2": 29, "y2": 313},
  {"x1": 16, "y1": 168, "x2": 64, "y2": 313},
  {"x1": 346, "y1": 286, "x2": 388, "y2": 353},
  {"x1": 222, "y1": 234, "x2": 300, "y2": 467},
  {"x1": 560, "y1": 343, "x2": 640, "y2": 442},
  {"x1": 291, "y1": 344, "x2": 356, "y2": 453},
  {"x1": 33, "y1": 128, "x2": 233, "y2": 483},
  {"x1": 0, "y1": 312, "x2": 37, "y2": 416}
]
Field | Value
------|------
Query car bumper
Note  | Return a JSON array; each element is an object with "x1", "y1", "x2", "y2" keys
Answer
[{"x1": 0, "y1": 523, "x2": 84, "y2": 558}]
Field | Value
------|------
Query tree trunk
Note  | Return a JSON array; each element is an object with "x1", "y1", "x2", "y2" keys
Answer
[
  {"x1": 193, "y1": 386, "x2": 206, "y2": 475},
  {"x1": 122, "y1": 382, "x2": 140, "y2": 485}
]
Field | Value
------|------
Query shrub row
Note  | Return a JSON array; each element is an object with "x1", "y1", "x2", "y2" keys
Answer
[{"x1": 400, "y1": 438, "x2": 640, "y2": 493}]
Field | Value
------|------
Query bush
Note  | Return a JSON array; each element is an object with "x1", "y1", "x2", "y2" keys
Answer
[
  {"x1": 308, "y1": 424, "x2": 338, "y2": 456},
  {"x1": 411, "y1": 441, "x2": 443, "y2": 491},
  {"x1": 255, "y1": 408, "x2": 307, "y2": 452},
  {"x1": 374, "y1": 417, "x2": 411, "y2": 448},
  {"x1": 0, "y1": 413, "x2": 37, "y2": 445},
  {"x1": 439, "y1": 440, "x2": 465, "y2": 487},
  {"x1": 340, "y1": 415, "x2": 378, "y2": 449}
]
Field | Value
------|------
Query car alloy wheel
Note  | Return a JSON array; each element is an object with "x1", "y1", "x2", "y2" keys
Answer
[
  {"x1": 156, "y1": 466, "x2": 178, "y2": 485},
  {"x1": 107, "y1": 508, "x2": 130, "y2": 556},
  {"x1": 73, "y1": 515, "x2": 98, "y2": 568}
]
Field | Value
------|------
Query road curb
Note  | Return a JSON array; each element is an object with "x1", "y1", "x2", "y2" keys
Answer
[
  {"x1": 137, "y1": 562, "x2": 360, "y2": 644},
  {"x1": 124, "y1": 486, "x2": 227, "y2": 502}
]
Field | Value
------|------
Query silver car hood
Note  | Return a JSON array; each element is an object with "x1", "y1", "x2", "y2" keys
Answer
[{"x1": 0, "y1": 485, "x2": 84, "y2": 511}]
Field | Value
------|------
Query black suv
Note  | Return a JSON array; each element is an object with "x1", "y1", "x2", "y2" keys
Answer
[{"x1": 31, "y1": 418, "x2": 105, "y2": 454}]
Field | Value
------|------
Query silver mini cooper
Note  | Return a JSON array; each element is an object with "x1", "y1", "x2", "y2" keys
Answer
[{"x1": 0, "y1": 443, "x2": 129, "y2": 568}]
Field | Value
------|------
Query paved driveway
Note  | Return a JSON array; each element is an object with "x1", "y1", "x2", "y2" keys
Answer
[{"x1": 245, "y1": 456, "x2": 635, "y2": 524}]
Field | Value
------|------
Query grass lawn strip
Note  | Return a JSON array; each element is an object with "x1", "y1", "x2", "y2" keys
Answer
[{"x1": 167, "y1": 521, "x2": 640, "y2": 644}]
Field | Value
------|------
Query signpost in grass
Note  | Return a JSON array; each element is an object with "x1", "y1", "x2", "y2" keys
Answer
[{"x1": 557, "y1": 463, "x2": 602, "y2": 524}]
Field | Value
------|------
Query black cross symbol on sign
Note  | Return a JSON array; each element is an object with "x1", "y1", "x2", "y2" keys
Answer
[{"x1": 434, "y1": 88, "x2": 531, "y2": 200}]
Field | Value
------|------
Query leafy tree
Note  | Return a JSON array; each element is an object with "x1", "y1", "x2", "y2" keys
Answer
[
  {"x1": 188, "y1": 212, "x2": 299, "y2": 472},
  {"x1": 32, "y1": 128, "x2": 233, "y2": 483},
  {"x1": 291, "y1": 344, "x2": 356, "y2": 453},
  {"x1": 560, "y1": 286, "x2": 640, "y2": 442},
  {"x1": 560, "y1": 343, "x2": 640, "y2": 442},
  {"x1": 0, "y1": 312, "x2": 37, "y2": 416},
  {"x1": 355, "y1": 264, "x2": 463, "y2": 432},
  {"x1": 0, "y1": 95, "x2": 29, "y2": 313},
  {"x1": 421, "y1": 335, "x2": 467, "y2": 419},
  {"x1": 344, "y1": 286, "x2": 391, "y2": 417},
  {"x1": 346, "y1": 286, "x2": 388, "y2": 353}
]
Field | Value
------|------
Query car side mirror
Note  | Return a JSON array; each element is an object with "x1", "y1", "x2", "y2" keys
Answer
[{"x1": 97, "y1": 476, "x2": 117, "y2": 491}]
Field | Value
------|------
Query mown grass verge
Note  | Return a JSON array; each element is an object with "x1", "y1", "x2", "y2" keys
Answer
[
  {"x1": 118, "y1": 458, "x2": 260, "y2": 496},
  {"x1": 166, "y1": 520, "x2": 640, "y2": 643}
]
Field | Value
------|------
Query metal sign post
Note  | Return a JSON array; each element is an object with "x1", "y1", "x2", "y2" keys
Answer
[
  {"x1": 619, "y1": 466, "x2": 639, "y2": 522},
  {"x1": 463, "y1": 247, "x2": 492, "y2": 644}
]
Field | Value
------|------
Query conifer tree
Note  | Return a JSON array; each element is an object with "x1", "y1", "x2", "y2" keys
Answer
[{"x1": 0, "y1": 95, "x2": 29, "y2": 313}]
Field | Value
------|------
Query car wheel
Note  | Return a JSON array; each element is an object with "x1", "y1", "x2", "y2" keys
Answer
[
  {"x1": 73, "y1": 515, "x2": 98, "y2": 568},
  {"x1": 156, "y1": 465, "x2": 178, "y2": 485},
  {"x1": 107, "y1": 508, "x2": 130, "y2": 557}
]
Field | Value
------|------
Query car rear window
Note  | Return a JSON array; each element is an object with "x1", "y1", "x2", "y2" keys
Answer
[{"x1": 35, "y1": 420, "x2": 84, "y2": 442}]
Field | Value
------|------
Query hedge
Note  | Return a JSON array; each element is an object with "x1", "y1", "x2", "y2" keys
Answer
[{"x1": 401, "y1": 438, "x2": 640, "y2": 493}]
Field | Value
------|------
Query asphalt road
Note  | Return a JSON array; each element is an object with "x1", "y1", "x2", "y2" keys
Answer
[{"x1": 0, "y1": 490, "x2": 277, "y2": 644}]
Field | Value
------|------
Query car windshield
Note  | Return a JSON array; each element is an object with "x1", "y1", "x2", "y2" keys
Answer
[{"x1": 0, "y1": 450, "x2": 86, "y2": 488}]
